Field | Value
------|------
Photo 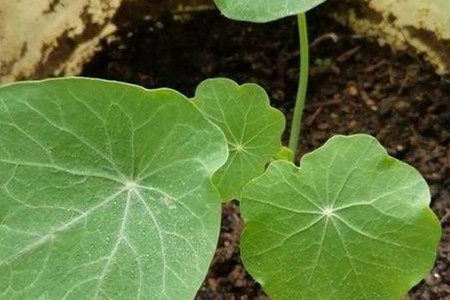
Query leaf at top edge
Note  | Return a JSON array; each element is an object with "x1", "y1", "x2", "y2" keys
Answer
[
  {"x1": 193, "y1": 78, "x2": 285, "y2": 201},
  {"x1": 214, "y1": 0, "x2": 327, "y2": 23},
  {"x1": 0, "y1": 77, "x2": 228, "y2": 300},
  {"x1": 241, "y1": 134, "x2": 441, "y2": 300}
]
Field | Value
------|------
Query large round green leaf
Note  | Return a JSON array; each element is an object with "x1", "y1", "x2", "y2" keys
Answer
[
  {"x1": 193, "y1": 78, "x2": 285, "y2": 201},
  {"x1": 241, "y1": 134, "x2": 441, "y2": 300},
  {"x1": 214, "y1": 0, "x2": 327, "y2": 22},
  {"x1": 0, "y1": 78, "x2": 228, "y2": 300}
]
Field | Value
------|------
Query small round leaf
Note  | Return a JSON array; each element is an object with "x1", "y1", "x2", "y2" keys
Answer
[
  {"x1": 241, "y1": 134, "x2": 441, "y2": 300},
  {"x1": 193, "y1": 78, "x2": 285, "y2": 201},
  {"x1": 214, "y1": 0, "x2": 327, "y2": 22},
  {"x1": 0, "y1": 78, "x2": 228, "y2": 300}
]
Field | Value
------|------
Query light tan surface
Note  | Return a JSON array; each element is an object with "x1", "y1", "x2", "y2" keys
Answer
[
  {"x1": 332, "y1": 0, "x2": 450, "y2": 75},
  {"x1": 0, "y1": 0, "x2": 121, "y2": 83}
]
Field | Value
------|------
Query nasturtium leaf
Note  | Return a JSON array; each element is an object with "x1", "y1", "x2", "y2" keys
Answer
[
  {"x1": 214, "y1": 0, "x2": 327, "y2": 23},
  {"x1": 193, "y1": 78, "x2": 285, "y2": 201},
  {"x1": 0, "y1": 78, "x2": 228, "y2": 300},
  {"x1": 241, "y1": 134, "x2": 441, "y2": 300}
]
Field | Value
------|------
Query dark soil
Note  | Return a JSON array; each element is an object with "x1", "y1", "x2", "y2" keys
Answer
[{"x1": 82, "y1": 5, "x2": 450, "y2": 300}]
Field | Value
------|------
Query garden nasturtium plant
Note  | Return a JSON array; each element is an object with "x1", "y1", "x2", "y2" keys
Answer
[
  {"x1": 0, "y1": 78, "x2": 228, "y2": 300},
  {"x1": 0, "y1": 2, "x2": 443, "y2": 297}
]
